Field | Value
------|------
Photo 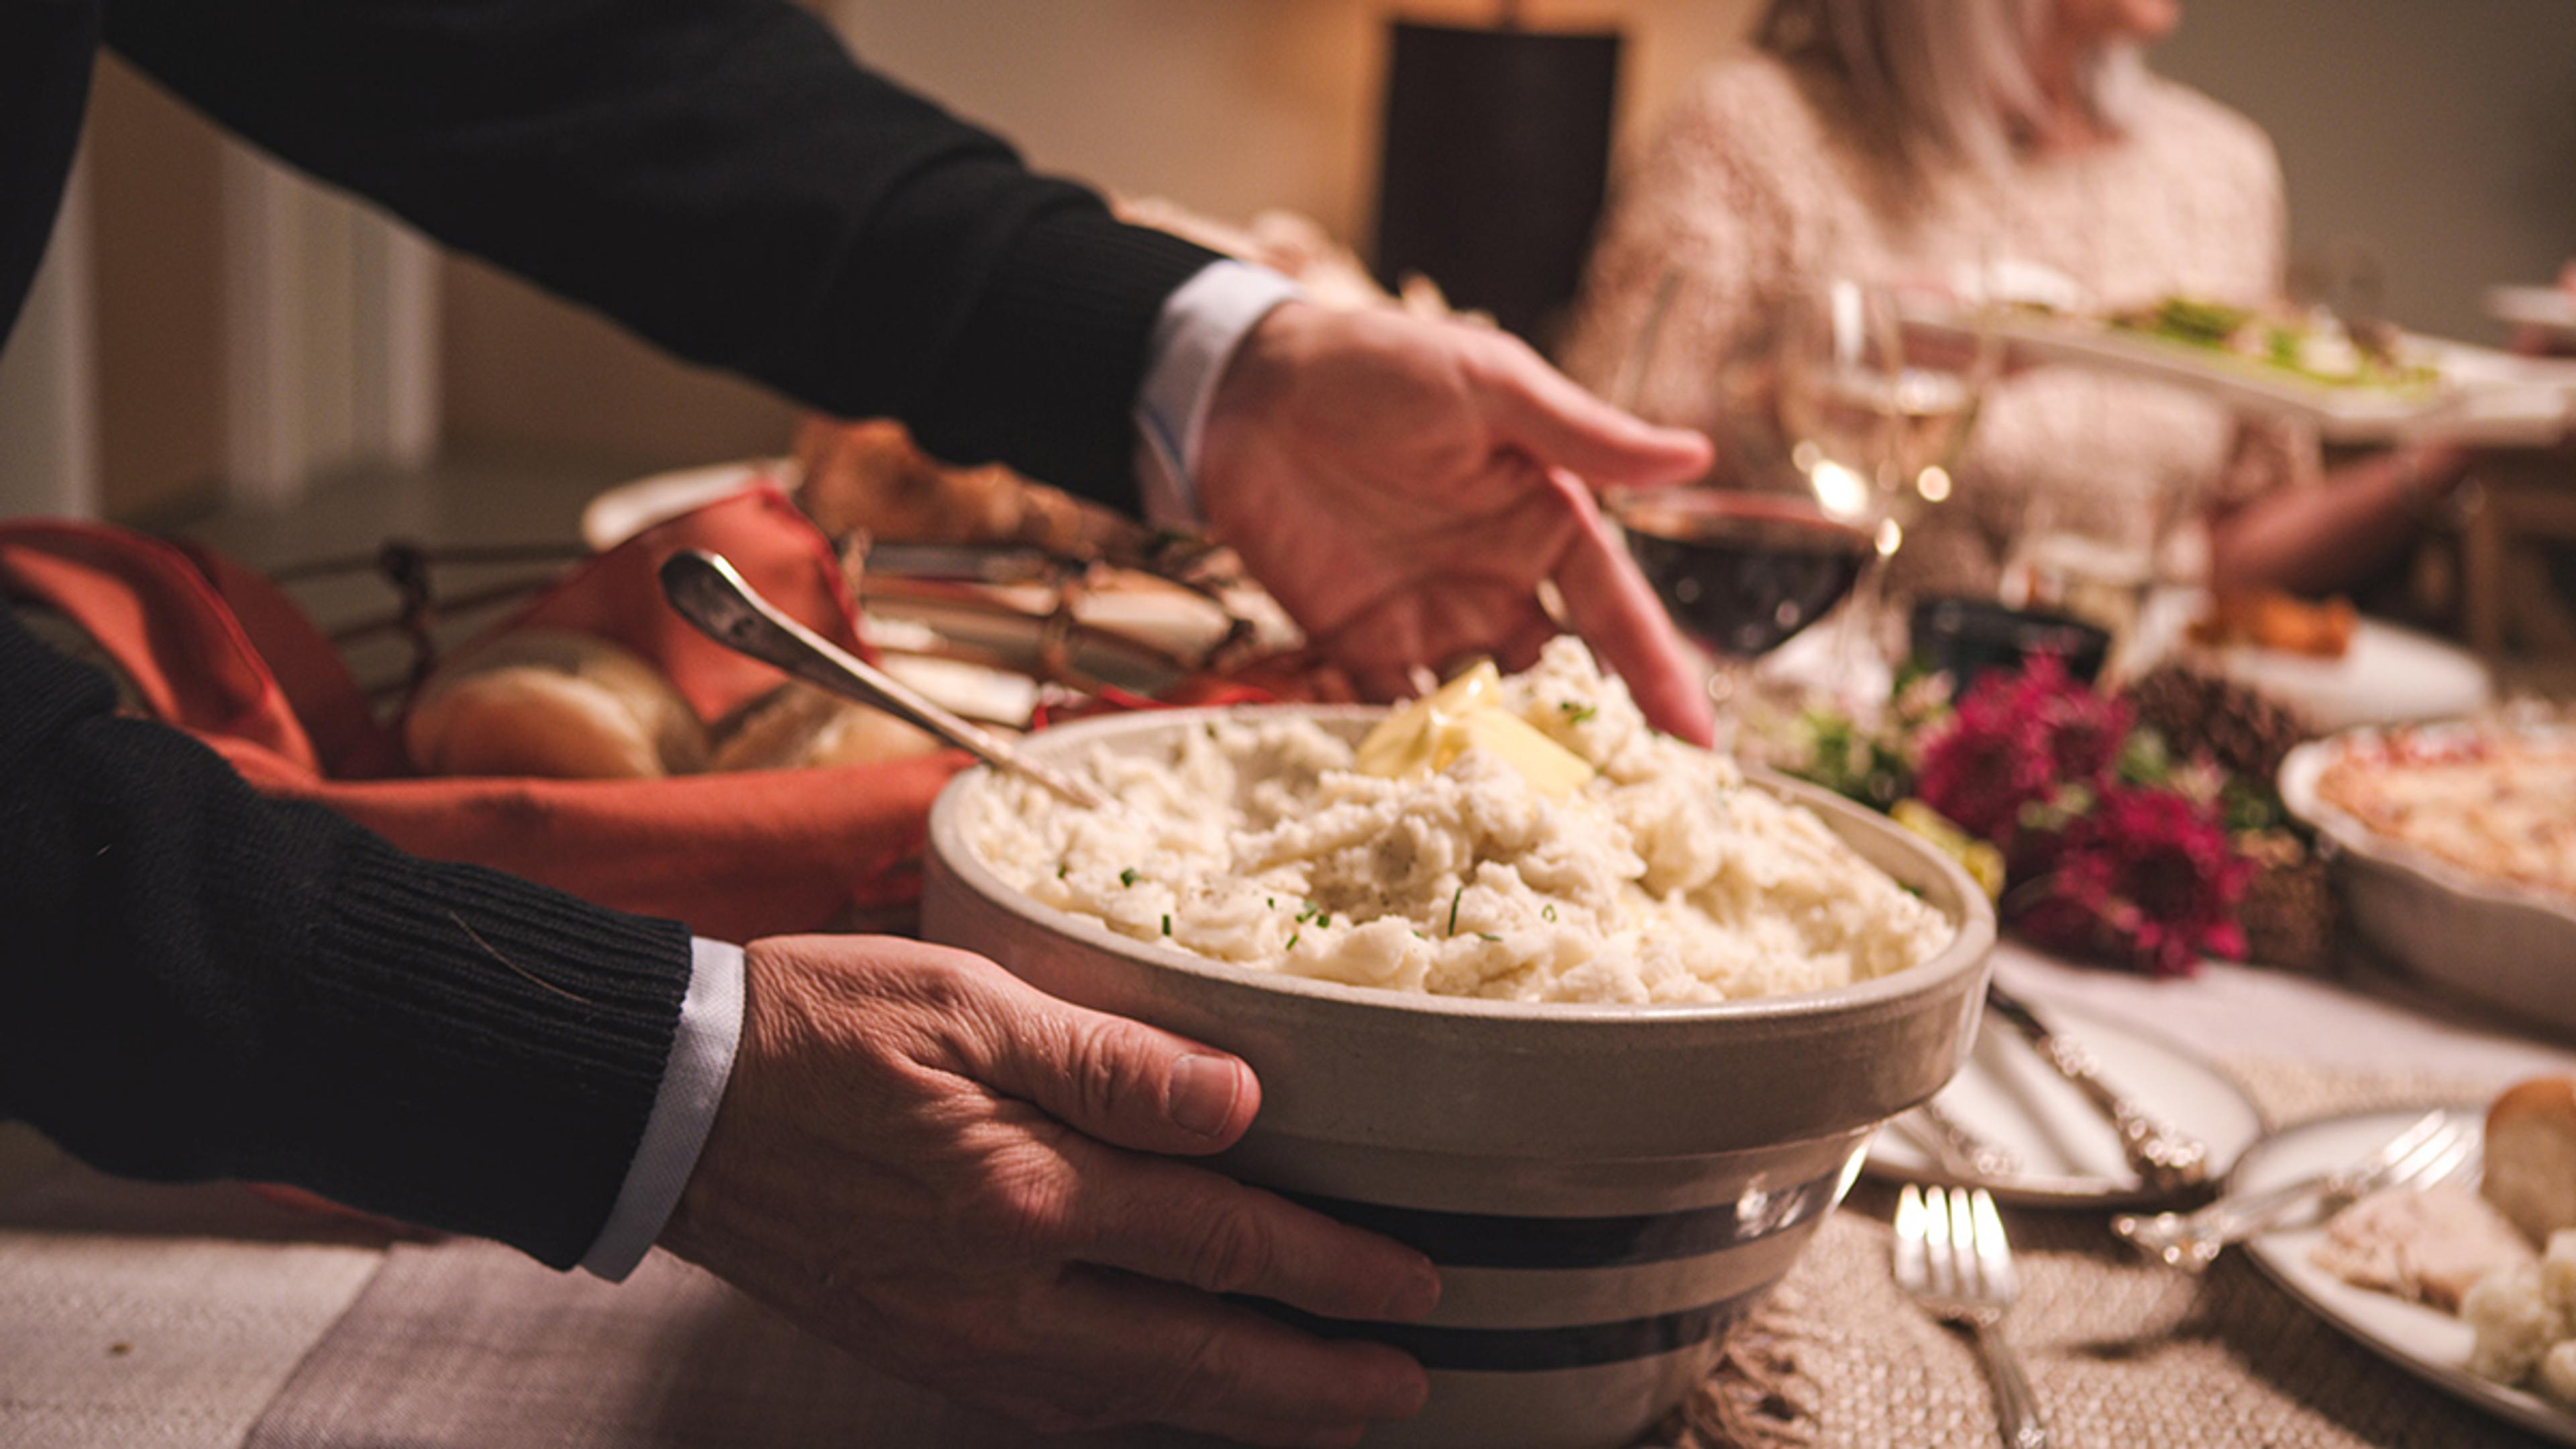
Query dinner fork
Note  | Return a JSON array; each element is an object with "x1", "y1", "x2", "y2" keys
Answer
[
  {"x1": 2109, "y1": 1110, "x2": 2474, "y2": 1272},
  {"x1": 1895, "y1": 1184, "x2": 2047, "y2": 1449}
]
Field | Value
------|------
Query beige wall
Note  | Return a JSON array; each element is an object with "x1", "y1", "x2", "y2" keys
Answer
[
  {"x1": 435, "y1": 1, "x2": 2576, "y2": 472},
  {"x1": 439, "y1": 0, "x2": 1760, "y2": 471},
  {"x1": 87, "y1": 58, "x2": 228, "y2": 524},
  {"x1": 2153, "y1": 1, "x2": 2576, "y2": 343}
]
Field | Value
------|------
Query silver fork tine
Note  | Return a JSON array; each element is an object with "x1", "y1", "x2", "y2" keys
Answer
[
  {"x1": 1950, "y1": 1187, "x2": 1981, "y2": 1297},
  {"x1": 1971, "y1": 1188, "x2": 2017, "y2": 1302},
  {"x1": 2361, "y1": 1119, "x2": 2468, "y2": 1202},
  {"x1": 1925, "y1": 1185, "x2": 1958, "y2": 1299},
  {"x1": 2400, "y1": 1129, "x2": 2478, "y2": 1191},
  {"x1": 1896, "y1": 1183, "x2": 1928, "y2": 1289}
]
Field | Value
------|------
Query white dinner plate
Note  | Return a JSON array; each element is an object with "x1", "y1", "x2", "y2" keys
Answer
[
  {"x1": 1864, "y1": 1000, "x2": 2265, "y2": 1208},
  {"x1": 2236, "y1": 1107, "x2": 2576, "y2": 1447},
  {"x1": 2129, "y1": 589, "x2": 2495, "y2": 735},
  {"x1": 580, "y1": 460, "x2": 781, "y2": 551}
]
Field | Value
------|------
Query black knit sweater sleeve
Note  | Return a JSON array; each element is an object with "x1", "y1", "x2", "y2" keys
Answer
[
  {"x1": 0, "y1": 609, "x2": 694, "y2": 1269},
  {"x1": 102, "y1": 0, "x2": 1222, "y2": 512}
]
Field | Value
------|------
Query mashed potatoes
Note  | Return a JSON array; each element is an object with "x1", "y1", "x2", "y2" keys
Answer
[{"x1": 964, "y1": 639, "x2": 1953, "y2": 1005}]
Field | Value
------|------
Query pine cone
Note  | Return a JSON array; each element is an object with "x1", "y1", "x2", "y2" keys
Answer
[
  {"x1": 2125, "y1": 665, "x2": 2314, "y2": 785},
  {"x1": 2235, "y1": 831, "x2": 2339, "y2": 974}
]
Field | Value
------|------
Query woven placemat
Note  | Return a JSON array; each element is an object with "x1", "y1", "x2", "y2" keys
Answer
[{"x1": 1668, "y1": 1056, "x2": 2549, "y2": 1449}]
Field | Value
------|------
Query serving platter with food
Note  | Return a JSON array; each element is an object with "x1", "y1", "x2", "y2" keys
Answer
[
  {"x1": 921, "y1": 641, "x2": 1998, "y2": 1448},
  {"x1": 2238, "y1": 1078, "x2": 2576, "y2": 1445},
  {"x1": 1904, "y1": 296, "x2": 2576, "y2": 444},
  {"x1": 2129, "y1": 587, "x2": 2494, "y2": 733},
  {"x1": 2279, "y1": 722, "x2": 2576, "y2": 1036}
]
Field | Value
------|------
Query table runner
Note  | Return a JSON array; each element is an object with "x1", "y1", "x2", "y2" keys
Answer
[
  {"x1": 241, "y1": 1055, "x2": 2555, "y2": 1449},
  {"x1": 0, "y1": 1148, "x2": 388, "y2": 1449},
  {"x1": 1669, "y1": 1055, "x2": 2546, "y2": 1448}
]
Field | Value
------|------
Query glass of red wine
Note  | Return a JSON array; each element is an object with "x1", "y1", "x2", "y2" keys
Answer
[
  {"x1": 1611, "y1": 490, "x2": 1876, "y2": 663},
  {"x1": 1607, "y1": 280, "x2": 1900, "y2": 712}
]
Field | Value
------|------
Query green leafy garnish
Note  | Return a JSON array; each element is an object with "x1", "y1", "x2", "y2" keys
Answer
[
  {"x1": 1119, "y1": 867, "x2": 1140, "y2": 888},
  {"x1": 1161, "y1": 914, "x2": 1172, "y2": 936},
  {"x1": 1447, "y1": 883, "x2": 1464, "y2": 937},
  {"x1": 1558, "y1": 701, "x2": 1597, "y2": 724},
  {"x1": 1541, "y1": 904, "x2": 1557, "y2": 922}
]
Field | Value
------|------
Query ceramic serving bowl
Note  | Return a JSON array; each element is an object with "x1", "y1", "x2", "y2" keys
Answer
[
  {"x1": 2280, "y1": 726, "x2": 2576, "y2": 1037},
  {"x1": 921, "y1": 706, "x2": 1996, "y2": 1448}
]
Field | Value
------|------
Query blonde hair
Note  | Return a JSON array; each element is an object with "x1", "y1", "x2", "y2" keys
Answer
[{"x1": 1757, "y1": 0, "x2": 2145, "y2": 171}]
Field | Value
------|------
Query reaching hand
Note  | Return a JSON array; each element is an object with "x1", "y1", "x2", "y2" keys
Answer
[
  {"x1": 1198, "y1": 302, "x2": 1719, "y2": 743},
  {"x1": 661, "y1": 936, "x2": 1437, "y2": 1448}
]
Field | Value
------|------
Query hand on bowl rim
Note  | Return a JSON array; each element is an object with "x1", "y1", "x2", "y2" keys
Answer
[
  {"x1": 661, "y1": 934, "x2": 1439, "y2": 1448},
  {"x1": 1197, "y1": 300, "x2": 1719, "y2": 745}
]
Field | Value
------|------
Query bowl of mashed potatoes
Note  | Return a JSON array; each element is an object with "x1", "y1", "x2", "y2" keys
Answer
[{"x1": 923, "y1": 640, "x2": 1994, "y2": 1448}]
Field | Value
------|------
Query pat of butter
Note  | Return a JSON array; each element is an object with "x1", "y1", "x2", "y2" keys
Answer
[
  {"x1": 1356, "y1": 661, "x2": 1595, "y2": 796},
  {"x1": 1444, "y1": 708, "x2": 1597, "y2": 796}
]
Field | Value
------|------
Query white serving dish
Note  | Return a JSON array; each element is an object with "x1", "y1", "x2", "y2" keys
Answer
[
  {"x1": 921, "y1": 707, "x2": 1997, "y2": 1449},
  {"x1": 2279, "y1": 727, "x2": 2576, "y2": 1036}
]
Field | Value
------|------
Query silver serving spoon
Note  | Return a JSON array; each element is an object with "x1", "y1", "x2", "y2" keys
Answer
[{"x1": 659, "y1": 549, "x2": 1107, "y2": 808}]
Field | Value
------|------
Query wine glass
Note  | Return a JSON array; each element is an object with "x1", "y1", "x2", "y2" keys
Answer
[
  {"x1": 1606, "y1": 275, "x2": 1990, "y2": 728},
  {"x1": 1775, "y1": 279, "x2": 1994, "y2": 683},
  {"x1": 1998, "y1": 488, "x2": 2166, "y2": 682}
]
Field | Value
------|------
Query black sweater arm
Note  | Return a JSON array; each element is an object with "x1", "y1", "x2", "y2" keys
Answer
[
  {"x1": 1, "y1": 610, "x2": 694, "y2": 1269},
  {"x1": 102, "y1": 0, "x2": 1220, "y2": 510}
]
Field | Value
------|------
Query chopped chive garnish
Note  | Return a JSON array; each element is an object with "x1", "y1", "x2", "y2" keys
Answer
[
  {"x1": 1479, "y1": 932, "x2": 1503, "y2": 943},
  {"x1": 1447, "y1": 883, "x2": 1464, "y2": 936},
  {"x1": 1558, "y1": 701, "x2": 1597, "y2": 724},
  {"x1": 1161, "y1": 914, "x2": 1173, "y2": 936},
  {"x1": 1056, "y1": 863, "x2": 1069, "y2": 879},
  {"x1": 1119, "y1": 867, "x2": 1140, "y2": 888},
  {"x1": 1542, "y1": 903, "x2": 1558, "y2": 922},
  {"x1": 1286, "y1": 931, "x2": 1300, "y2": 949},
  {"x1": 1265, "y1": 897, "x2": 1275, "y2": 910}
]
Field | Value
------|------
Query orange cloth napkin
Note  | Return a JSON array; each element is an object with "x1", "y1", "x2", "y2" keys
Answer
[{"x1": 0, "y1": 489, "x2": 957, "y2": 943}]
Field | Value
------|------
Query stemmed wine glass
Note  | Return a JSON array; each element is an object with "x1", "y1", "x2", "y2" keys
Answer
[
  {"x1": 1603, "y1": 277, "x2": 1891, "y2": 732},
  {"x1": 1607, "y1": 274, "x2": 1994, "y2": 732}
]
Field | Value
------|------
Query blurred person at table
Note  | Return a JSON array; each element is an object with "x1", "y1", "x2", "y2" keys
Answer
[
  {"x1": 1561, "y1": 0, "x2": 2474, "y2": 602},
  {"x1": 0, "y1": 0, "x2": 1717, "y2": 1444}
]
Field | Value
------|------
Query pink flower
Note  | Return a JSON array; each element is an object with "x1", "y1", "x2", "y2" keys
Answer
[
  {"x1": 1916, "y1": 655, "x2": 2133, "y2": 845},
  {"x1": 2008, "y1": 786, "x2": 2253, "y2": 977}
]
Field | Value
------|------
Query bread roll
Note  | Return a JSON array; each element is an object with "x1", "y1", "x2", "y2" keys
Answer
[
  {"x1": 406, "y1": 630, "x2": 707, "y2": 780},
  {"x1": 708, "y1": 682, "x2": 942, "y2": 772},
  {"x1": 2485, "y1": 1076, "x2": 2576, "y2": 1245}
]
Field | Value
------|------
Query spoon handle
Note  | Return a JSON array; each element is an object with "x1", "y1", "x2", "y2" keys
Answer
[{"x1": 659, "y1": 549, "x2": 1106, "y2": 808}]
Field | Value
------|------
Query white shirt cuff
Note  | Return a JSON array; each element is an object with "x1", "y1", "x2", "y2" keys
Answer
[
  {"x1": 579, "y1": 936, "x2": 745, "y2": 1280},
  {"x1": 1134, "y1": 260, "x2": 1303, "y2": 529}
]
